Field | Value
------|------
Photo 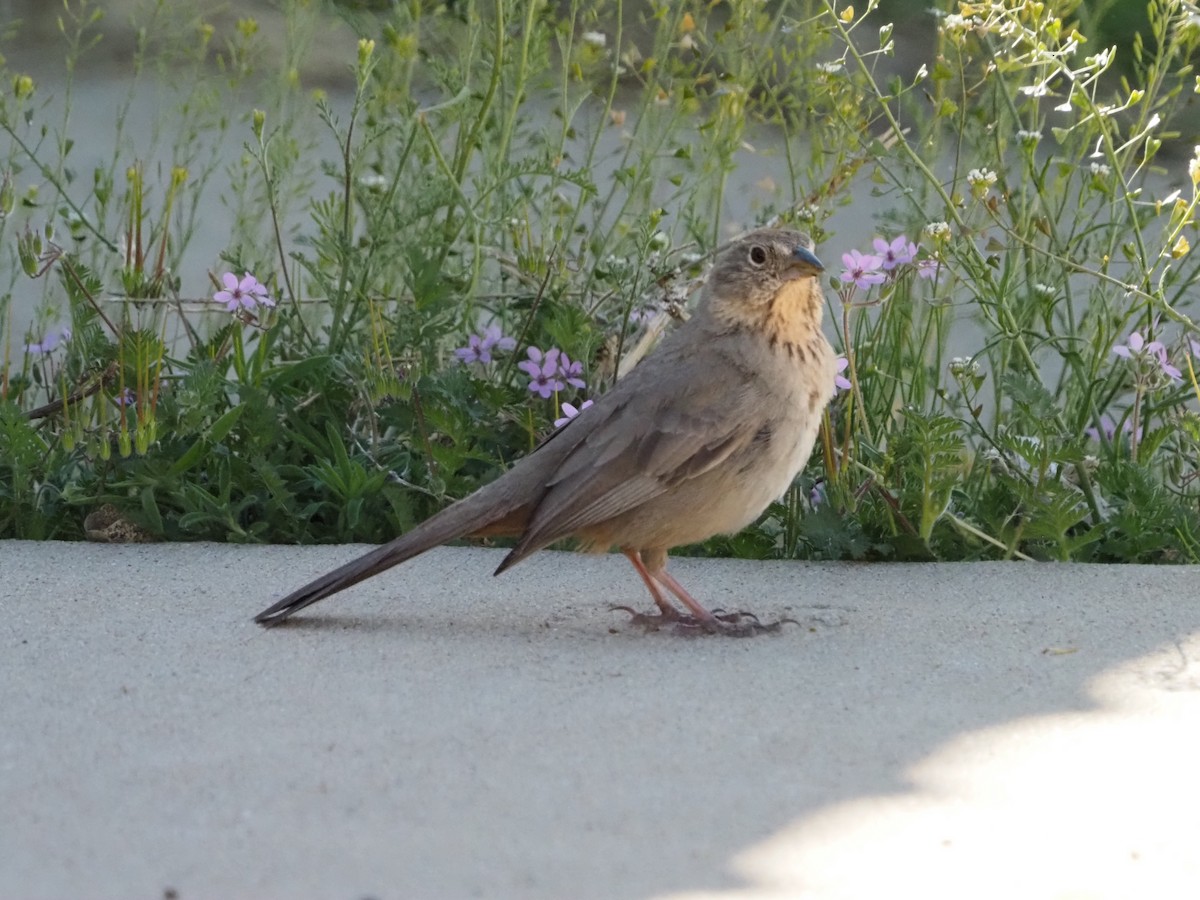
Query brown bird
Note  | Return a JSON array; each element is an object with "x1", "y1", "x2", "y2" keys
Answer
[{"x1": 255, "y1": 227, "x2": 836, "y2": 634}]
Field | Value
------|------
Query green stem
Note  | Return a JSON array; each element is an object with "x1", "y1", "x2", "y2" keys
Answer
[{"x1": 0, "y1": 121, "x2": 118, "y2": 252}]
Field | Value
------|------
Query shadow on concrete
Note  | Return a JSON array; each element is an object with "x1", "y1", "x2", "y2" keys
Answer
[{"x1": 1, "y1": 541, "x2": 1197, "y2": 898}]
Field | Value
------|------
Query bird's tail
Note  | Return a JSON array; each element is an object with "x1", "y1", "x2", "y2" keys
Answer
[{"x1": 254, "y1": 485, "x2": 527, "y2": 627}]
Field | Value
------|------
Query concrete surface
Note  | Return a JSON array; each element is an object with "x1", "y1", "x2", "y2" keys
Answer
[{"x1": 2, "y1": 540, "x2": 1198, "y2": 900}]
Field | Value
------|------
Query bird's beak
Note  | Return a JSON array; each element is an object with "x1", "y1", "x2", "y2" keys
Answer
[{"x1": 789, "y1": 244, "x2": 824, "y2": 274}]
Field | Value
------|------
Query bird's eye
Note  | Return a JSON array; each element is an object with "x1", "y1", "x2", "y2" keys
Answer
[{"x1": 748, "y1": 245, "x2": 767, "y2": 266}]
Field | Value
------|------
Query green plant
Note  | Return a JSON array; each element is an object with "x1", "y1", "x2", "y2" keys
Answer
[{"x1": 2, "y1": 0, "x2": 1199, "y2": 562}]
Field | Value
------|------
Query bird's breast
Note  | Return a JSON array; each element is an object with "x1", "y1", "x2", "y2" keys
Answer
[{"x1": 756, "y1": 331, "x2": 836, "y2": 496}]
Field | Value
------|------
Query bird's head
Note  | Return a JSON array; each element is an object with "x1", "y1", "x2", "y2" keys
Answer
[{"x1": 702, "y1": 228, "x2": 826, "y2": 340}]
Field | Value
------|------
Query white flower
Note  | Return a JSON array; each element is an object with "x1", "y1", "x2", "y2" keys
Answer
[
  {"x1": 816, "y1": 61, "x2": 845, "y2": 74},
  {"x1": 924, "y1": 221, "x2": 951, "y2": 240},
  {"x1": 1089, "y1": 162, "x2": 1112, "y2": 177},
  {"x1": 967, "y1": 167, "x2": 998, "y2": 188},
  {"x1": 1034, "y1": 282, "x2": 1056, "y2": 299},
  {"x1": 967, "y1": 168, "x2": 998, "y2": 198},
  {"x1": 1017, "y1": 129, "x2": 1042, "y2": 145},
  {"x1": 581, "y1": 31, "x2": 607, "y2": 49},
  {"x1": 938, "y1": 11, "x2": 987, "y2": 34},
  {"x1": 948, "y1": 357, "x2": 980, "y2": 378}
]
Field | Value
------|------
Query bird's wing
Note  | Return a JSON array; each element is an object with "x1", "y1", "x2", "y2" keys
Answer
[{"x1": 499, "y1": 332, "x2": 770, "y2": 565}]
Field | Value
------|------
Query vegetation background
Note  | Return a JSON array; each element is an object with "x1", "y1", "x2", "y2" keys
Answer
[{"x1": 2, "y1": 0, "x2": 1200, "y2": 563}]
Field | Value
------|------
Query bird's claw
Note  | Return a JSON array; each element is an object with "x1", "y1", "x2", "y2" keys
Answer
[
  {"x1": 702, "y1": 609, "x2": 799, "y2": 636},
  {"x1": 610, "y1": 605, "x2": 797, "y2": 637}
]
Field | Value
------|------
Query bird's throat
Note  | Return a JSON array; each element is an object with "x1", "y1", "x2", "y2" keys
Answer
[{"x1": 759, "y1": 277, "x2": 826, "y2": 351}]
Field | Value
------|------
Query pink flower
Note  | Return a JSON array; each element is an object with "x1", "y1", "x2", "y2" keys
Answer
[
  {"x1": 518, "y1": 347, "x2": 565, "y2": 398},
  {"x1": 872, "y1": 236, "x2": 917, "y2": 270},
  {"x1": 915, "y1": 258, "x2": 940, "y2": 281},
  {"x1": 554, "y1": 399, "x2": 594, "y2": 428},
  {"x1": 1111, "y1": 331, "x2": 1152, "y2": 359},
  {"x1": 839, "y1": 249, "x2": 886, "y2": 289},
  {"x1": 214, "y1": 272, "x2": 274, "y2": 312},
  {"x1": 833, "y1": 356, "x2": 851, "y2": 392},
  {"x1": 809, "y1": 481, "x2": 827, "y2": 507},
  {"x1": 1113, "y1": 331, "x2": 1181, "y2": 381},
  {"x1": 1158, "y1": 350, "x2": 1182, "y2": 381},
  {"x1": 518, "y1": 346, "x2": 587, "y2": 397},
  {"x1": 455, "y1": 324, "x2": 516, "y2": 364},
  {"x1": 557, "y1": 351, "x2": 586, "y2": 390},
  {"x1": 24, "y1": 324, "x2": 72, "y2": 354}
]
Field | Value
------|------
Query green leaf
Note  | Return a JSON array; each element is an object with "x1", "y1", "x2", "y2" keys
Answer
[
  {"x1": 140, "y1": 486, "x2": 164, "y2": 535},
  {"x1": 208, "y1": 404, "x2": 245, "y2": 445}
]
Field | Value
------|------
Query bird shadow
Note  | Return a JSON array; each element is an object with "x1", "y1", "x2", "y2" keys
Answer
[{"x1": 249, "y1": 604, "x2": 846, "y2": 641}]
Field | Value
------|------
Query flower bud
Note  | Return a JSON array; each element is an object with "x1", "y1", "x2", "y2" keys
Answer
[
  {"x1": 357, "y1": 38, "x2": 376, "y2": 69},
  {"x1": 0, "y1": 171, "x2": 13, "y2": 217}
]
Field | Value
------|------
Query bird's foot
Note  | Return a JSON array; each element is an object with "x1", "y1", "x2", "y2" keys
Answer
[
  {"x1": 610, "y1": 605, "x2": 682, "y2": 631},
  {"x1": 706, "y1": 608, "x2": 798, "y2": 636},
  {"x1": 684, "y1": 608, "x2": 798, "y2": 636},
  {"x1": 611, "y1": 605, "x2": 797, "y2": 637}
]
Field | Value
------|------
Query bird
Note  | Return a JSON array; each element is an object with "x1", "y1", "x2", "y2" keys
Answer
[{"x1": 255, "y1": 227, "x2": 837, "y2": 635}]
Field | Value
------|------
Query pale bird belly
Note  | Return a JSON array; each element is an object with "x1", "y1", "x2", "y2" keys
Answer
[
  {"x1": 582, "y1": 337, "x2": 836, "y2": 553},
  {"x1": 581, "y1": 407, "x2": 825, "y2": 552},
  {"x1": 672, "y1": 348, "x2": 833, "y2": 543}
]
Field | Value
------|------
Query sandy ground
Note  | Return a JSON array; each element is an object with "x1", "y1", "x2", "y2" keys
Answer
[{"x1": 2, "y1": 540, "x2": 1198, "y2": 899}]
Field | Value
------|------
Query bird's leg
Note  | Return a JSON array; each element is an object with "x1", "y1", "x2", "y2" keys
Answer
[
  {"x1": 612, "y1": 549, "x2": 687, "y2": 628},
  {"x1": 618, "y1": 549, "x2": 795, "y2": 636}
]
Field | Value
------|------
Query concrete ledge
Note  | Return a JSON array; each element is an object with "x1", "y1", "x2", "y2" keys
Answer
[{"x1": 2, "y1": 541, "x2": 1198, "y2": 898}]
